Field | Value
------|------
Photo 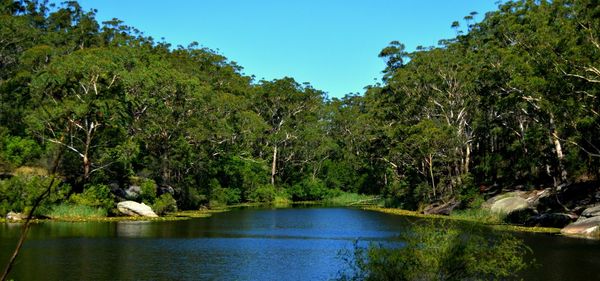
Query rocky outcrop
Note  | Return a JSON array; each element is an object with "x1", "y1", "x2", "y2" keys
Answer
[
  {"x1": 6, "y1": 211, "x2": 27, "y2": 222},
  {"x1": 117, "y1": 201, "x2": 158, "y2": 217},
  {"x1": 581, "y1": 205, "x2": 600, "y2": 218},
  {"x1": 561, "y1": 216, "x2": 600, "y2": 238},
  {"x1": 490, "y1": 197, "x2": 529, "y2": 214},
  {"x1": 561, "y1": 205, "x2": 600, "y2": 238},
  {"x1": 423, "y1": 200, "x2": 460, "y2": 216},
  {"x1": 125, "y1": 185, "x2": 142, "y2": 200}
]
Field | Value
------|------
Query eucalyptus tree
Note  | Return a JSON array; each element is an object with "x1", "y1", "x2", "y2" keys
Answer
[
  {"x1": 254, "y1": 78, "x2": 325, "y2": 187},
  {"x1": 25, "y1": 48, "x2": 131, "y2": 185}
]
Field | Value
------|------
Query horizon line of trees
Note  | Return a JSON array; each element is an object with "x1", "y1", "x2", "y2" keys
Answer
[{"x1": 1, "y1": 0, "x2": 599, "y2": 214}]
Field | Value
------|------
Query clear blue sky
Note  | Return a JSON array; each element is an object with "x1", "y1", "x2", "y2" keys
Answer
[{"x1": 75, "y1": 0, "x2": 499, "y2": 98}]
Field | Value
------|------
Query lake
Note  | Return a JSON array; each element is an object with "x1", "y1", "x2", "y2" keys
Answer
[{"x1": 2, "y1": 207, "x2": 600, "y2": 280}]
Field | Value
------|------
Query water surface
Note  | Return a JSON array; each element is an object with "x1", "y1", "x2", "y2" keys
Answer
[{"x1": 1, "y1": 207, "x2": 599, "y2": 280}]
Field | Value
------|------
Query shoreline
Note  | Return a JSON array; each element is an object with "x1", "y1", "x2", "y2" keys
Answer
[
  {"x1": 364, "y1": 207, "x2": 561, "y2": 234},
  {"x1": 2, "y1": 204, "x2": 563, "y2": 236}
]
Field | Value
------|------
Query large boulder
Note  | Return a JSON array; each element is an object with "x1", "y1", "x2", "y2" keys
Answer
[
  {"x1": 117, "y1": 201, "x2": 158, "y2": 217},
  {"x1": 581, "y1": 205, "x2": 600, "y2": 218},
  {"x1": 6, "y1": 211, "x2": 27, "y2": 222},
  {"x1": 490, "y1": 197, "x2": 535, "y2": 224},
  {"x1": 483, "y1": 191, "x2": 527, "y2": 209},
  {"x1": 561, "y1": 216, "x2": 600, "y2": 238},
  {"x1": 490, "y1": 197, "x2": 529, "y2": 214}
]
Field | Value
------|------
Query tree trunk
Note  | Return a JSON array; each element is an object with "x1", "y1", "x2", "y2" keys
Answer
[
  {"x1": 550, "y1": 117, "x2": 567, "y2": 187},
  {"x1": 83, "y1": 154, "x2": 90, "y2": 182},
  {"x1": 464, "y1": 143, "x2": 471, "y2": 174},
  {"x1": 429, "y1": 153, "x2": 436, "y2": 198},
  {"x1": 271, "y1": 145, "x2": 277, "y2": 186}
]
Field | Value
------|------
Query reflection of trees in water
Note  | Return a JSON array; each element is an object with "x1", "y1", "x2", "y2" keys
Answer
[
  {"x1": 337, "y1": 221, "x2": 532, "y2": 281},
  {"x1": 116, "y1": 221, "x2": 153, "y2": 238}
]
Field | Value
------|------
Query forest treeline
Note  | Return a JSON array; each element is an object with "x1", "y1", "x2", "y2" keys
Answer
[{"x1": 1, "y1": 0, "x2": 599, "y2": 215}]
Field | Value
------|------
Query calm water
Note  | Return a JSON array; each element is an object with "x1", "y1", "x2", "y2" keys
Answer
[{"x1": 1, "y1": 207, "x2": 599, "y2": 280}]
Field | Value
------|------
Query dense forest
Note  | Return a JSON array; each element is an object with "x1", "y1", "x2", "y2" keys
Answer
[{"x1": 1, "y1": 0, "x2": 599, "y2": 216}]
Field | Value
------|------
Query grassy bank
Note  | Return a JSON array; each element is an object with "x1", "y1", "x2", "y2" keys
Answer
[{"x1": 365, "y1": 207, "x2": 560, "y2": 234}]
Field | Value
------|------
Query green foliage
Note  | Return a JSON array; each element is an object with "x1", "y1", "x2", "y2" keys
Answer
[
  {"x1": 2, "y1": 0, "x2": 599, "y2": 212},
  {"x1": 338, "y1": 221, "x2": 531, "y2": 281},
  {"x1": 0, "y1": 175, "x2": 69, "y2": 217},
  {"x1": 325, "y1": 192, "x2": 379, "y2": 206},
  {"x1": 289, "y1": 178, "x2": 336, "y2": 201},
  {"x1": 152, "y1": 193, "x2": 178, "y2": 215},
  {"x1": 209, "y1": 179, "x2": 241, "y2": 206},
  {"x1": 48, "y1": 203, "x2": 107, "y2": 218},
  {"x1": 450, "y1": 208, "x2": 504, "y2": 225},
  {"x1": 70, "y1": 184, "x2": 114, "y2": 212},
  {"x1": 0, "y1": 133, "x2": 42, "y2": 169},
  {"x1": 247, "y1": 184, "x2": 278, "y2": 203},
  {"x1": 139, "y1": 178, "x2": 157, "y2": 204}
]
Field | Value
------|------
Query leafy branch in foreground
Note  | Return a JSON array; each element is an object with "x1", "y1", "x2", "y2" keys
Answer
[
  {"x1": 337, "y1": 221, "x2": 532, "y2": 281},
  {"x1": 1, "y1": 146, "x2": 65, "y2": 281}
]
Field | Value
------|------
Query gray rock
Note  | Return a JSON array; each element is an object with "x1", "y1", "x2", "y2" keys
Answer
[
  {"x1": 117, "y1": 201, "x2": 158, "y2": 217},
  {"x1": 125, "y1": 185, "x2": 141, "y2": 200},
  {"x1": 491, "y1": 197, "x2": 529, "y2": 214},
  {"x1": 483, "y1": 191, "x2": 527, "y2": 209},
  {"x1": 561, "y1": 216, "x2": 600, "y2": 238},
  {"x1": 6, "y1": 211, "x2": 27, "y2": 221},
  {"x1": 581, "y1": 205, "x2": 600, "y2": 218},
  {"x1": 423, "y1": 200, "x2": 460, "y2": 216}
]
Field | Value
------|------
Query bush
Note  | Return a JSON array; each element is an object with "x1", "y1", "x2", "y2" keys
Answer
[
  {"x1": 247, "y1": 184, "x2": 277, "y2": 203},
  {"x1": 70, "y1": 184, "x2": 114, "y2": 212},
  {"x1": 139, "y1": 178, "x2": 157, "y2": 204},
  {"x1": 0, "y1": 133, "x2": 42, "y2": 169},
  {"x1": 325, "y1": 192, "x2": 379, "y2": 206},
  {"x1": 337, "y1": 221, "x2": 531, "y2": 281},
  {"x1": 0, "y1": 174, "x2": 69, "y2": 217},
  {"x1": 152, "y1": 193, "x2": 177, "y2": 215},
  {"x1": 48, "y1": 203, "x2": 107, "y2": 218},
  {"x1": 209, "y1": 179, "x2": 241, "y2": 206},
  {"x1": 288, "y1": 178, "x2": 334, "y2": 201}
]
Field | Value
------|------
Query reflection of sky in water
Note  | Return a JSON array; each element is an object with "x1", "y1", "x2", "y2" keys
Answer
[{"x1": 2, "y1": 207, "x2": 600, "y2": 281}]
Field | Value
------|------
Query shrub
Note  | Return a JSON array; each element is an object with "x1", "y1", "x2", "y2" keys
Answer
[
  {"x1": 247, "y1": 184, "x2": 277, "y2": 203},
  {"x1": 70, "y1": 184, "x2": 114, "y2": 212},
  {"x1": 209, "y1": 179, "x2": 241, "y2": 205},
  {"x1": 337, "y1": 221, "x2": 531, "y2": 281},
  {"x1": 48, "y1": 203, "x2": 107, "y2": 218},
  {"x1": 0, "y1": 133, "x2": 42, "y2": 169},
  {"x1": 288, "y1": 178, "x2": 333, "y2": 201},
  {"x1": 152, "y1": 193, "x2": 177, "y2": 215},
  {"x1": 139, "y1": 178, "x2": 157, "y2": 204},
  {"x1": 0, "y1": 174, "x2": 69, "y2": 217}
]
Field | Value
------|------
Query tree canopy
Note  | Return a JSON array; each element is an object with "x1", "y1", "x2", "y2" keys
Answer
[{"x1": 1, "y1": 0, "x2": 599, "y2": 214}]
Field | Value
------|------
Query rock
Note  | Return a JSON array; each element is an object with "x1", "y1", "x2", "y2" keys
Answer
[
  {"x1": 125, "y1": 185, "x2": 141, "y2": 200},
  {"x1": 525, "y1": 188, "x2": 552, "y2": 206},
  {"x1": 527, "y1": 213, "x2": 576, "y2": 228},
  {"x1": 561, "y1": 216, "x2": 600, "y2": 238},
  {"x1": 581, "y1": 205, "x2": 600, "y2": 218},
  {"x1": 158, "y1": 185, "x2": 175, "y2": 196},
  {"x1": 6, "y1": 211, "x2": 27, "y2": 222},
  {"x1": 423, "y1": 200, "x2": 460, "y2": 216},
  {"x1": 117, "y1": 201, "x2": 158, "y2": 217},
  {"x1": 483, "y1": 191, "x2": 527, "y2": 209},
  {"x1": 490, "y1": 197, "x2": 529, "y2": 214},
  {"x1": 490, "y1": 197, "x2": 535, "y2": 224}
]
